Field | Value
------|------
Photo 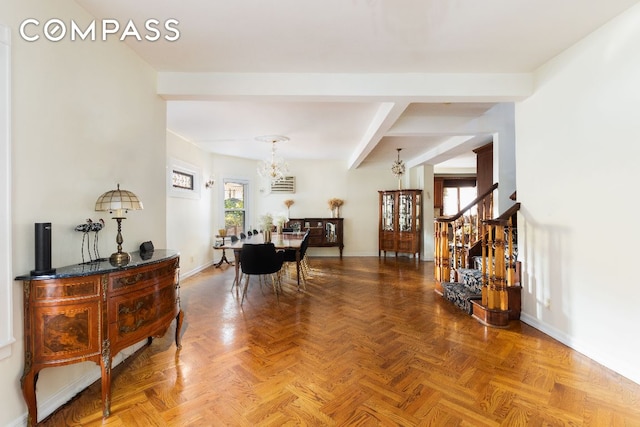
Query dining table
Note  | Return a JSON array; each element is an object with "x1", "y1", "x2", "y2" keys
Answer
[{"x1": 217, "y1": 231, "x2": 306, "y2": 291}]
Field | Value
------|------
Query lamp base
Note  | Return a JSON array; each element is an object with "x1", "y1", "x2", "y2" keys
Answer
[{"x1": 109, "y1": 251, "x2": 131, "y2": 267}]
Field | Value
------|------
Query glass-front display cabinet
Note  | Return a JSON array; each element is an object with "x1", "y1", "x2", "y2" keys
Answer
[{"x1": 378, "y1": 189, "x2": 422, "y2": 258}]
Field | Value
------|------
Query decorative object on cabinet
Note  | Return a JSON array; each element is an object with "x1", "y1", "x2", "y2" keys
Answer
[
  {"x1": 256, "y1": 135, "x2": 289, "y2": 183},
  {"x1": 94, "y1": 184, "x2": 144, "y2": 267},
  {"x1": 391, "y1": 148, "x2": 406, "y2": 190},
  {"x1": 139, "y1": 240, "x2": 154, "y2": 260},
  {"x1": 16, "y1": 250, "x2": 182, "y2": 427},
  {"x1": 284, "y1": 199, "x2": 294, "y2": 217},
  {"x1": 378, "y1": 189, "x2": 422, "y2": 258},
  {"x1": 74, "y1": 218, "x2": 105, "y2": 264},
  {"x1": 286, "y1": 218, "x2": 344, "y2": 258},
  {"x1": 327, "y1": 198, "x2": 344, "y2": 218},
  {"x1": 31, "y1": 222, "x2": 55, "y2": 276}
]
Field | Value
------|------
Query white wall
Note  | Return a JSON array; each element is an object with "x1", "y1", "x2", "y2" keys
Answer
[
  {"x1": 0, "y1": 1, "x2": 168, "y2": 425},
  {"x1": 516, "y1": 3, "x2": 640, "y2": 384},
  {"x1": 205, "y1": 155, "x2": 403, "y2": 257},
  {"x1": 166, "y1": 131, "x2": 215, "y2": 277}
]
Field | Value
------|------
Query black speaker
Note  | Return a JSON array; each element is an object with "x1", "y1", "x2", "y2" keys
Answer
[
  {"x1": 31, "y1": 222, "x2": 56, "y2": 276},
  {"x1": 139, "y1": 241, "x2": 154, "y2": 260}
]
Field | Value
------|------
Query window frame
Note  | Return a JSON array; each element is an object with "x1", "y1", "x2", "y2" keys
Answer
[
  {"x1": 167, "y1": 158, "x2": 201, "y2": 200},
  {"x1": 441, "y1": 177, "x2": 477, "y2": 216},
  {"x1": 221, "y1": 178, "x2": 250, "y2": 235}
]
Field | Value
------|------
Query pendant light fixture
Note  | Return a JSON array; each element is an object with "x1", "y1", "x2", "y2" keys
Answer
[
  {"x1": 391, "y1": 148, "x2": 405, "y2": 189},
  {"x1": 256, "y1": 135, "x2": 289, "y2": 183}
]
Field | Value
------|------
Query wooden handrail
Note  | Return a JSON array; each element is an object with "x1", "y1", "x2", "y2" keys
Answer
[
  {"x1": 484, "y1": 202, "x2": 521, "y2": 226},
  {"x1": 434, "y1": 183, "x2": 521, "y2": 327},
  {"x1": 436, "y1": 182, "x2": 499, "y2": 223},
  {"x1": 434, "y1": 182, "x2": 499, "y2": 284}
]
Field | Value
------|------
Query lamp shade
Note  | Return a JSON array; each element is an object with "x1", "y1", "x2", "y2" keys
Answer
[{"x1": 95, "y1": 184, "x2": 143, "y2": 216}]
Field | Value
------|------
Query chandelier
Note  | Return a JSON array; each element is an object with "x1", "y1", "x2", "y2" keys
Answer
[
  {"x1": 391, "y1": 148, "x2": 405, "y2": 190},
  {"x1": 391, "y1": 148, "x2": 405, "y2": 178},
  {"x1": 256, "y1": 135, "x2": 289, "y2": 182}
]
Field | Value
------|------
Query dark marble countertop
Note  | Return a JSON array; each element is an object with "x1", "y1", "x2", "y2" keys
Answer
[{"x1": 15, "y1": 249, "x2": 179, "y2": 281}]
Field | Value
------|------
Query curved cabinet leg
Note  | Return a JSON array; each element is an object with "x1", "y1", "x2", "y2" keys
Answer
[
  {"x1": 101, "y1": 339, "x2": 112, "y2": 417},
  {"x1": 175, "y1": 310, "x2": 184, "y2": 349},
  {"x1": 21, "y1": 368, "x2": 39, "y2": 427}
]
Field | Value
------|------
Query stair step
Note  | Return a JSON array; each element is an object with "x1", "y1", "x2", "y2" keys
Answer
[
  {"x1": 457, "y1": 268, "x2": 483, "y2": 293},
  {"x1": 441, "y1": 281, "x2": 482, "y2": 314}
]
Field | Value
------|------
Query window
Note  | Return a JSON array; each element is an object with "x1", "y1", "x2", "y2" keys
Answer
[
  {"x1": 172, "y1": 170, "x2": 194, "y2": 190},
  {"x1": 167, "y1": 158, "x2": 201, "y2": 199},
  {"x1": 442, "y1": 178, "x2": 477, "y2": 216},
  {"x1": 224, "y1": 180, "x2": 248, "y2": 235}
]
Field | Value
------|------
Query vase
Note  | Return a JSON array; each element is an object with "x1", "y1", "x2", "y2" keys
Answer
[
  {"x1": 264, "y1": 229, "x2": 271, "y2": 242},
  {"x1": 277, "y1": 224, "x2": 282, "y2": 235}
]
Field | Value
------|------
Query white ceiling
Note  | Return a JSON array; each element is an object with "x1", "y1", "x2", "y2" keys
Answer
[{"x1": 75, "y1": 0, "x2": 639, "y2": 170}]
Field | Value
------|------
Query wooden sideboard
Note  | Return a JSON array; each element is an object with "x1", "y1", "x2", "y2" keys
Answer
[
  {"x1": 15, "y1": 250, "x2": 183, "y2": 426},
  {"x1": 286, "y1": 218, "x2": 344, "y2": 258}
]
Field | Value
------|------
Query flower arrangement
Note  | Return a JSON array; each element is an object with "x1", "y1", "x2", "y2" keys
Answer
[
  {"x1": 259, "y1": 213, "x2": 274, "y2": 231},
  {"x1": 328, "y1": 198, "x2": 344, "y2": 218},
  {"x1": 284, "y1": 199, "x2": 294, "y2": 216},
  {"x1": 275, "y1": 212, "x2": 289, "y2": 227},
  {"x1": 328, "y1": 198, "x2": 344, "y2": 210}
]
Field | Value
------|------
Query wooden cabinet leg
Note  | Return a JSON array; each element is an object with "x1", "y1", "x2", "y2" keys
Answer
[
  {"x1": 21, "y1": 368, "x2": 38, "y2": 427},
  {"x1": 175, "y1": 310, "x2": 184, "y2": 349},
  {"x1": 101, "y1": 339, "x2": 112, "y2": 417}
]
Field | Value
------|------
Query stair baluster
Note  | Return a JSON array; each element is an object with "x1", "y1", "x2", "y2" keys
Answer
[{"x1": 434, "y1": 181, "x2": 521, "y2": 327}]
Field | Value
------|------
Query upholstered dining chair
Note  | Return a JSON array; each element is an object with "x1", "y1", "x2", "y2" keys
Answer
[
  {"x1": 282, "y1": 230, "x2": 311, "y2": 290},
  {"x1": 239, "y1": 243, "x2": 285, "y2": 305}
]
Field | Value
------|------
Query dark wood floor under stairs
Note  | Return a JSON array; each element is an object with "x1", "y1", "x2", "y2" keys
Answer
[{"x1": 40, "y1": 257, "x2": 640, "y2": 426}]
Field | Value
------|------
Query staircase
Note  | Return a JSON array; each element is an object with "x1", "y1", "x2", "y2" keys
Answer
[{"x1": 434, "y1": 184, "x2": 521, "y2": 327}]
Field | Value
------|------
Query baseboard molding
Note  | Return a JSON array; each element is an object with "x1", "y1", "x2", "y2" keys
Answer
[
  {"x1": 180, "y1": 260, "x2": 214, "y2": 280},
  {"x1": 11, "y1": 339, "x2": 148, "y2": 426},
  {"x1": 520, "y1": 313, "x2": 640, "y2": 385}
]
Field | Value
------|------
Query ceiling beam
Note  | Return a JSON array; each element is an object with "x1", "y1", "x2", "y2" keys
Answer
[
  {"x1": 157, "y1": 72, "x2": 533, "y2": 101},
  {"x1": 348, "y1": 102, "x2": 409, "y2": 170}
]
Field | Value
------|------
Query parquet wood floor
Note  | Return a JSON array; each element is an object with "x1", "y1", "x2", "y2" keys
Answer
[{"x1": 40, "y1": 257, "x2": 640, "y2": 426}]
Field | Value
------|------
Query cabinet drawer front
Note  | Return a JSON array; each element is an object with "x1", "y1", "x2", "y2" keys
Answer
[
  {"x1": 34, "y1": 301, "x2": 101, "y2": 360},
  {"x1": 109, "y1": 281, "x2": 179, "y2": 348},
  {"x1": 307, "y1": 227, "x2": 323, "y2": 236},
  {"x1": 33, "y1": 276, "x2": 100, "y2": 303},
  {"x1": 380, "y1": 239, "x2": 396, "y2": 251},
  {"x1": 108, "y1": 258, "x2": 179, "y2": 295},
  {"x1": 397, "y1": 239, "x2": 417, "y2": 252}
]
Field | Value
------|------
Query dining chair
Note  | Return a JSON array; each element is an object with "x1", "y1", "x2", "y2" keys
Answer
[
  {"x1": 239, "y1": 243, "x2": 285, "y2": 305},
  {"x1": 282, "y1": 230, "x2": 310, "y2": 290}
]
